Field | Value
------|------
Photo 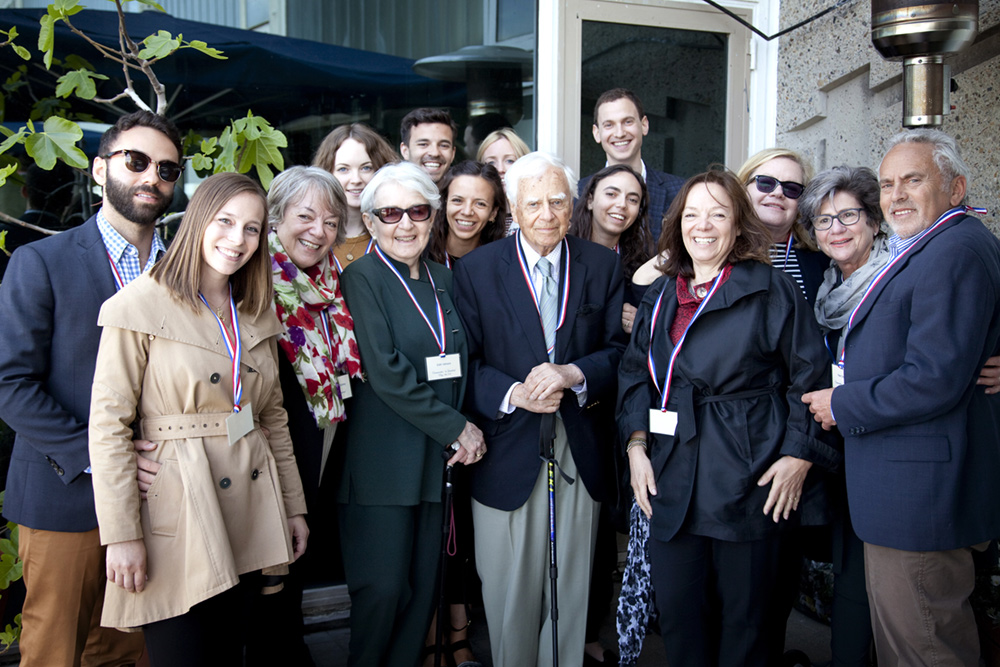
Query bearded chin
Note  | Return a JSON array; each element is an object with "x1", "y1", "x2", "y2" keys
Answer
[{"x1": 103, "y1": 176, "x2": 172, "y2": 226}]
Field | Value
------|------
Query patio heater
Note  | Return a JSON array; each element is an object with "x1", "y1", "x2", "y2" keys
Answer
[{"x1": 871, "y1": 0, "x2": 979, "y2": 127}]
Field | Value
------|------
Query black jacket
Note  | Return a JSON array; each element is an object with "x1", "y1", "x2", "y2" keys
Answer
[{"x1": 617, "y1": 260, "x2": 839, "y2": 542}]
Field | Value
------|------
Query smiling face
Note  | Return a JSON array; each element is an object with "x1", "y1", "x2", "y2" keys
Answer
[
  {"x1": 275, "y1": 187, "x2": 340, "y2": 270},
  {"x1": 481, "y1": 137, "x2": 518, "y2": 184},
  {"x1": 746, "y1": 157, "x2": 804, "y2": 241},
  {"x1": 592, "y1": 97, "x2": 649, "y2": 168},
  {"x1": 587, "y1": 170, "x2": 642, "y2": 247},
  {"x1": 445, "y1": 175, "x2": 498, "y2": 245},
  {"x1": 93, "y1": 126, "x2": 179, "y2": 228},
  {"x1": 363, "y1": 182, "x2": 433, "y2": 274},
  {"x1": 200, "y1": 191, "x2": 265, "y2": 289},
  {"x1": 879, "y1": 141, "x2": 965, "y2": 239},
  {"x1": 814, "y1": 191, "x2": 876, "y2": 279},
  {"x1": 332, "y1": 138, "x2": 375, "y2": 211},
  {"x1": 514, "y1": 167, "x2": 572, "y2": 257},
  {"x1": 681, "y1": 182, "x2": 739, "y2": 280},
  {"x1": 400, "y1": 122, "x2": 456, "y2": 183}
]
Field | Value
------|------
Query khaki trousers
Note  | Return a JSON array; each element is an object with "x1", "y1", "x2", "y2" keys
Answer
[
  {"x1": 472, "y1": 419, "x2": 600, "y2": 667},
  {"x1": 18, "y1": 526, "x2": 145, "y2": 667},
  {"x1": 864, "y1": 541, "x2": 983, "y2": 667}
]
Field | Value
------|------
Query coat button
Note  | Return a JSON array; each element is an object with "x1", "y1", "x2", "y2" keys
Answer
[
  {"x1": 219, "y1": 477, "x2": 231, "y2": 489},
  {"x1": 251, "y1": 469, "x2": 260, "y2": 480},
  {"x1": 210, "y1": 373, "x2": 221, "y2": 384}
]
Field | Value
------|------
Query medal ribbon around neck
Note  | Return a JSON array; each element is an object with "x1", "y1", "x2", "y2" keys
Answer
[
  {"x1": 373, "y1": 245, "x2": 447, "y2": 356},
  {"x1": 647, "y1": 271, "x2": 725, "y2": 411},
  {"x1": 843, "y1": 206, "x2": 982, "y2": 358},
  {"x1": 106, "y1": 250, "x2": 125, "y2": 291},
  {"x1": 515, "y1": 231, "x2": 571, "y2": 359},
  {"x1": 199, "y1": 286, "x2": 244, "y2": 412}
]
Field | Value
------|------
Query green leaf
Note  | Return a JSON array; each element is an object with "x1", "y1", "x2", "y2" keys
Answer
[
  {"x1": 38, "y1": 14, "x2": 55, "y2": 69},
  {"x1": 191, "y1": 153, "x2": 213, "y2": 171},
  {"x1": 0, "y1": 163, "x2": 13, "y2": 188},
  {"x1": 63, "y1": 54, "x2": 96, "y2": 71},
  {"x1": 54, "y1": 69, "x2": 109, "y2": 100},
  {"x1": 198, "y1": 136, "x2": 217, "y2": 155},
  {"x1": 0, "y1": 127, "x2": 26, "y2": 154},
  {"x1": 29, "y1": 97, "x2": 71, "y2": 121},
  {"x1": 132, "y1": 0, "x2": 167, "y2": 12},
  {"x1": 138, "y1": 30, "x2": 180, "y2": 60},
  {"x1": 52, "y1": 0, "x2": 83, "y2": 15},
  {"x1": 213, "y1": 126, "x2": 238, "y2": 174},
  {"x1": 12, "y1": 44, "x2": 30, "y2": 60},
  {"x1": 0, "y1": 553, "x2": 21, "y2": 589},
  {"x1": 0, "y1": 230, "x2": 7, "y2": 256},
  {"x1": 185, "y1": 40, "x2": 226, "y2": 60},
  {"x1": 23, "y1": 116, "x2": 88, "y2": 170}
]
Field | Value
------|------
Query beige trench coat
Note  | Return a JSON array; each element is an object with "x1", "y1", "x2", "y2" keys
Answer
[{"x1": 89, "y1": 274, "x2": 307, "y2": 628}]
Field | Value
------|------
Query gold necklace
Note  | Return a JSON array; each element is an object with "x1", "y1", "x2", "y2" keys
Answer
[{"x1": 342, "y1": 232, "x2": 371, "y2": 261}]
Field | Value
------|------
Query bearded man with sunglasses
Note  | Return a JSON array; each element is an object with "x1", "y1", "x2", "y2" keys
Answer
[{"x1": 0, "y1": 110, "x2": 182, "y2": 666}]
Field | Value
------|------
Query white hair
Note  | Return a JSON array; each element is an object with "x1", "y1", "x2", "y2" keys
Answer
[
  {"x1": 504, "y1": 152, "x2": 578, "y2": 208},
  {"x1": 360, "y1": 161, "x2": 441, "y2": 214}
]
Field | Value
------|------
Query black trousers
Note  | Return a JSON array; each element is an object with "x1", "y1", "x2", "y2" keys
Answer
[
  {"x1": 143, "y1": 573, "x2": 262, "y2": 667},
  {"x1": 649, "y1": 532, "x2": 781, "y2": 667}
]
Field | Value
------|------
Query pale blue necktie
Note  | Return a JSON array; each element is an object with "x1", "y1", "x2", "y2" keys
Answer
[{"x1": 536, "y1": 256, "x2": 557, "y2": 361}]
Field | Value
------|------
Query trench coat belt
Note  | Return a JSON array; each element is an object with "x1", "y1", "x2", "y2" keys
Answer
[
  {"x1": 139, "y1": 412, "x2": 258, "y2": 440},
  {"x1": 672, "y1": 385, "x2": 778, "y2": 448}
]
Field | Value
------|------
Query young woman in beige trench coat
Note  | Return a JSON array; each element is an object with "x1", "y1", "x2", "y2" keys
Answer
[{"x1": 88, "y1": 173, "x2": 308, "y2": 666}]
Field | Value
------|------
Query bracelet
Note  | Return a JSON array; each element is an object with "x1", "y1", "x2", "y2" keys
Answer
[{"x1": 626, "y1": 438, "x2": 648, "y2": 453}]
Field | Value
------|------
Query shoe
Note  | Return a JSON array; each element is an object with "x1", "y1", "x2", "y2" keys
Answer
[
  {"x1": 583, "y1": 648, "x2": 619, "y2": 666},
  {"x1": 450, "y1": 638, "x2": 482, "y2": 667}
]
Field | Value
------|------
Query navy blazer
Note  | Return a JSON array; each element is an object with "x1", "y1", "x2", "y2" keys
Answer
[
  {"x1": 453, "y1": 235, "x2": 628, "y2": 511},
  {"x1": 0, "y1": 216, "x2": 116, "y2": 531},
  {"x1": 831, "y1": 213, "x2": 1000, "y2": 551},
  {"x1": 579, "y1": 167, "x2": 685, "y2": 244}
]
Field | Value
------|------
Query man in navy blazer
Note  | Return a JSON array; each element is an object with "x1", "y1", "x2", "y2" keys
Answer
[
  {"x1": 579, "y1": 88, "x2": 685, "y2": 242},
  {"x1": 803, "y1": 129, "x2": 1000, "y2": 665},
  {"x1": 0, "y1": 111, "x2": 181, "y2": 666},
  {"x1": 453, "y1": 152, "x2": 627, "y2": 667}
]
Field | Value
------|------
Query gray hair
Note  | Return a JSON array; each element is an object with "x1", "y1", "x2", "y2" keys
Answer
[
  {"x1": 360, "y1": 161, "x2": 441, "y2": 214},
  {"x1": 882, "y1": 129, "x2": 970, "y2": 190},
  {"x1": 268, "y1": 166, "x2": 349, "y2": 246},
  {"x1": 799, "y1": 165, "x2": 882, "y2": 240},
  {"x1": 504, "y1": 152, "x2": 578, "y2": 209}
]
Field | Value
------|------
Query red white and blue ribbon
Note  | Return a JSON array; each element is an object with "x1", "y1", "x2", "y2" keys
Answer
[
  {"x1": 647, "y1": 271, "x2": 725, "y2": 411},
  {"x1": 373, "y1": 245, "x2": 447, "y2": 356},
  {"x1": 332, "y1": 238, "x2": 375, "y2": 274},
  {"x1": 199, "y1": 286, "x2": 243, "y2": 412},
  {"x1": 782, "y1": 233, "x2": 793, "y2": 266},
  {"x1": 515, "y1": 231, "x2": 570, "y2": 359},
  {"x1": 106, "y1": 251, "x2": 125, "y2": 291}
]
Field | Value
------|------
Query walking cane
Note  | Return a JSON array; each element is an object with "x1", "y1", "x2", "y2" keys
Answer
[
  {"x1": 435, "y1": 444, "x2": 459, "y2": 667},
  {"x1": 538, "y1": 412, "x2": 567, "y2": 667}
]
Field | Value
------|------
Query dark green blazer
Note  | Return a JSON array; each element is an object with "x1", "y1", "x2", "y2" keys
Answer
[{"x1": 338, "y1": 251, "x2": 468, "y2": 505}]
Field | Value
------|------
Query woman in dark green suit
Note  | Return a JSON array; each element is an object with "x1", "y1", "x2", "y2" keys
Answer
[{"x1": 338, "y1": 161, "x2": 486, "y2": 667}]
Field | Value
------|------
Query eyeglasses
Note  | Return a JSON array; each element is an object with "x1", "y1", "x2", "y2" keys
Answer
[
  {"x1": 750, "y1": 174, "x2": 804, "y2": 200},
  {"x1": 370, "y1": 204, "x2": 433, "y2": 224},
  {"x1": 101, "y1": 149, "x2": 184, "y2": 183},
  {"x1": 811, "y1": 208, "x2": 865, "y2": 231}
]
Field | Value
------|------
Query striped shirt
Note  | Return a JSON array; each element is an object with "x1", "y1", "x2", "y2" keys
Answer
[
  {"x1": 769, "y1": 242, "x2": 807, "y2": 298},
  {"x1": 97, "y1": 207, "x2": 166, "y2": 287}
]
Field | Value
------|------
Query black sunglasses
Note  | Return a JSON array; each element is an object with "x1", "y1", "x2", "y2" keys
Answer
[
  {"x1": 750, "y1": 174, "x2": 804, "y2": 200},
  {"x1": 370, "y1": 204, "x2": 433, "y2": 224},
  {"x1": 102, "y1": 149, "x2": 184, "y2": 183}
]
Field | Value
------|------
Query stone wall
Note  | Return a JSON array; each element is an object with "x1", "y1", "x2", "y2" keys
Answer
[{"x1": 776, "y1": 0, "x2": 1000, "y2": 234}]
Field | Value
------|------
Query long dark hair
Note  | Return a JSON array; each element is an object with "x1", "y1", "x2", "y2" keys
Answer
[
  {"x1": 570, "y1": 164, "x2": 652, "y2": 280},
  {"x1": 427, "y1": 161, "x2": 507, "y2": 264},
  {"x1": 658, "y1": 169, "x2": 772, "y2": 279}
]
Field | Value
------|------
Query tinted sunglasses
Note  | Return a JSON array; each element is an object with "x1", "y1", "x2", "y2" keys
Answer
[
  {"x1": 750, "y1": 174, "x2": 804, "y2": 199},
  {"x1": 102, "y1": 149, "x2": 184, "y2": 183},
  {"x1": 370, "y1": 204, "x2": 433, "y2": 224}
]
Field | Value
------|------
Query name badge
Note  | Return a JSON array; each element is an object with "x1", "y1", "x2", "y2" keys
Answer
[
  {"x1": 226, "y1": 402, "x2": 254, "y2": 447},
  {"x1": 426, "y1": 353, "x2": 462, "y2": 381},
  {"x1": 831, "y1": 363, "x2": 845, "y2": 388},
  {"x1": 649, "y1": 409, "x2": 677, "y2": 435},
  {"x1": 336, "y1": 373, "x2": 353, "y2": 399}
]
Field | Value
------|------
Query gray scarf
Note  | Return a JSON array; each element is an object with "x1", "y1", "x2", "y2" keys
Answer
[{"x1": 813, "y1": 224, "x2": 893, "y2": 355}]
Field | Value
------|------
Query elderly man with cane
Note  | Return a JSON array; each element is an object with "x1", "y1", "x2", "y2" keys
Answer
[{"x1": 453, "y1": 152, "x2": 627, "y2": 667}]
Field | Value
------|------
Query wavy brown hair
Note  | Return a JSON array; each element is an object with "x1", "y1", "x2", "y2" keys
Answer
[
  {"x1": 570, "y1": 164, "x2": 652, "y2": 280},
  {"x1": 427, "y1": 161, "x2": 507, "y2": 264},
  {"x1": 312, "y1": 123, "x2": 399, "y2": 175},
  {"x1": 658, "y1": 169, "x2": 772, "y2": 279},
  {"x1": 151, "y1": 173, "x2": 271, "y2": 316}
]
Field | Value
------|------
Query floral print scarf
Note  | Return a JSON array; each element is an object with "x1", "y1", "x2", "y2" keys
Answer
[{"x1": 269, "y1": 230, "x2": 362, "y2": 427}]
